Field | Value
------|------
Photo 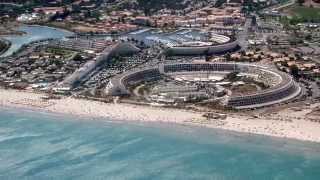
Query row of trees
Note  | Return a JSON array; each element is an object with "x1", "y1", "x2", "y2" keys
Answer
[{"x1": 137, "y1": 0, "x2": 185, "y2": 16}]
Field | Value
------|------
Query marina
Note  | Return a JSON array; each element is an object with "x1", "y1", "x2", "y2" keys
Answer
[{"x1": 0, "y1": 25, "x2": 73, "y2": 57}]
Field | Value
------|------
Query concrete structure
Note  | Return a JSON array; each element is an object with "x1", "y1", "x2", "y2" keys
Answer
[
  {"x1": 164, "y1": 33, "x2": 238, "y2": 56},
  {"x1": 165, "y1": 39, "x2": 239, "y2": 56},
  {"x1": 106, "y1": 62, "x2": 301, "y2": 109},
  {"x1": 127, "y1": 28, "x2": 239, "y2": 55},
  {"x1": 49, "y1": 39, "x2": 114, "y2": 53},
  {"x1": 57, "y1": 42, "x2": 140, "y2": 90}
]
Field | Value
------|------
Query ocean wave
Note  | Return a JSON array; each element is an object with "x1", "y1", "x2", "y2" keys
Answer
[{"x1": 0, "y1": 133, "x2": 42, "y2": 143}]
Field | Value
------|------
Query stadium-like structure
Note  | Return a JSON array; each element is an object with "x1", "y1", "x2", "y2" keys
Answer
[
  {"x1": 105, "y1": 63, "x2": 301, "y2": 109},
  {"x1": 127, "y1": 28, "x2": 239, "y2": 56},
  {"x1": 165, "y1": 34, "x2": 239, "y2": 56}
]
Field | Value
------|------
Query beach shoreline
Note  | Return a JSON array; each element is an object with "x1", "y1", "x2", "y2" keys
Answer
[{"x1": 0, "y1": 88, "x2": 320, "y2": 143}]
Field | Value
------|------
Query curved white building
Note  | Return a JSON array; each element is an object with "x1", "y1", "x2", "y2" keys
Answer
[
  {"x1": 165, "y1": 33, "x2": 239, "y2": 56},
  {"x1": 106, "y1": 63, "x2": 301, "y2": 109}
]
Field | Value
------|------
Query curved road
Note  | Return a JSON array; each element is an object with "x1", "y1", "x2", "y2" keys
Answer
[
  {"x1": 0, "y1": 3, "x2": 22, "y2": 7},
  {"x1": 272, "y1": 0, "x2": 295, "y2": 11}
]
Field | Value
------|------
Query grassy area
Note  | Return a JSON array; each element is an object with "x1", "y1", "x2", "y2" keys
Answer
[
  {"x1": 293, "y1": 6, "x2": 320, "y2": 19},
  {"x1": 45, "y1": 47, "x2": 78, "y2": 60},
  {"x1": 285, "y1": 5, "x2": 320, "y2": 23}
]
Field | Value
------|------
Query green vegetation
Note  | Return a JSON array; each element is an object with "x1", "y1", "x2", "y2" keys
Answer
[
  {"x1": 242, "y1": 0, "x2": 285, "y2": 13},
  {"x1": 73, "y1": 53, "x2": 83, "y2": 62},
  {"x1": 297, "y1": 0, "x2": 305, "y2": 6},
  {"x1": 284, "y1": 5, "x2": 320, "y2": 24},
  {"x1": 226, "y1": 72, "x2": 240, "y2": 81},
  {"x1": 45, "y1": 47, "x2": 77, "y2": 60},
  {"x1": 0, "y1": 39, "x2": 10, "y2": 55},
  {"x1": 137, "y1": 0, "x2": 185, "y2": 15},
  {"x1": 289, "y1": 64, "x2": 301, "y2": 79},
  {"x1": 83, "y1": 9, "x2": 101, "y2": 20},
  {"x1": 0, "y1": 40, "x2": 6, "y2": 52},
  {"x1": 292, "y1": 6, "x2": 320, "y2": 20},
  {"x1": 0, "y1": 4, "x2": 24, "y2": 17},
  {"x1": 214, "y1": 0, "x2": 227, "y2": 8}
]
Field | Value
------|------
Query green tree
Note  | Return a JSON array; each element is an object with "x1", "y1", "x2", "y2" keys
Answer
[
  {"x1": 297, "y1": 0, "x2": 305, "y2": 6},
  {"x1": 73, "y1": 54, "x2": 83, "y2": 62},
  {"x1": 289, "y1": 65, "x2": 301, "y2": 79}
]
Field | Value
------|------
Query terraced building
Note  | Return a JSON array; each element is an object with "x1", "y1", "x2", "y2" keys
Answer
[{"x1": 106, "y1": 62, "x2": 301, "y2": 109}]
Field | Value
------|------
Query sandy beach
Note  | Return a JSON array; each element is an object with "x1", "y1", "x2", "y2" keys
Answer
[{"x1": 0, "y1": 88, "x2": 320, "y2": 143}]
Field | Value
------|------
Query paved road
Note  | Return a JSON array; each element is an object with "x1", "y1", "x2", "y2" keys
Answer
[
  {"x1": 237, "y1": 18, "x2": 252, "y2": 51},
  {"x1": 0, "y1": 3, "x2": 22, "y2": 7},
  {"x1": 271, "y1": 0, "x2": 295, "y2": 11}
]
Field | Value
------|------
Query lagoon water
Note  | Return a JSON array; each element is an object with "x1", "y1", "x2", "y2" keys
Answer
[
  {"x1": 0, "y1": 108, "x2": 320, "y2": 180},
  {"x1": 1, "y1": 25, "x2": 73, "y2": 57}
]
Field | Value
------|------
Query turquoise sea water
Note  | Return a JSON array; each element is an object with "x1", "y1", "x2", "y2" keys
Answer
[{"x1": 0, "y1": 108, "x2": 320, "y2": 180}]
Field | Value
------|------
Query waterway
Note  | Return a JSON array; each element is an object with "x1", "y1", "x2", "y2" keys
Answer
[{"x1": 0, "y1": 25, "x2": 74, "y2": 57}]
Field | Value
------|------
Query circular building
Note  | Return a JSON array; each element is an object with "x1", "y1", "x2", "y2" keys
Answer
[
  {"x1": 126, "y1": 28, "x2": 239, "y2": 56},
  {"x1": 106, "y1": 63, "x2": 301, "y2": 109},
  {"x1": 164, "y1": 33, "x2": 239, "y2": 56}
]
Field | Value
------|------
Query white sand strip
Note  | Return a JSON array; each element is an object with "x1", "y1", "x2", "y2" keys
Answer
[{"x1": 0, "y1": 89, "x2": 320, "y2": 143}]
